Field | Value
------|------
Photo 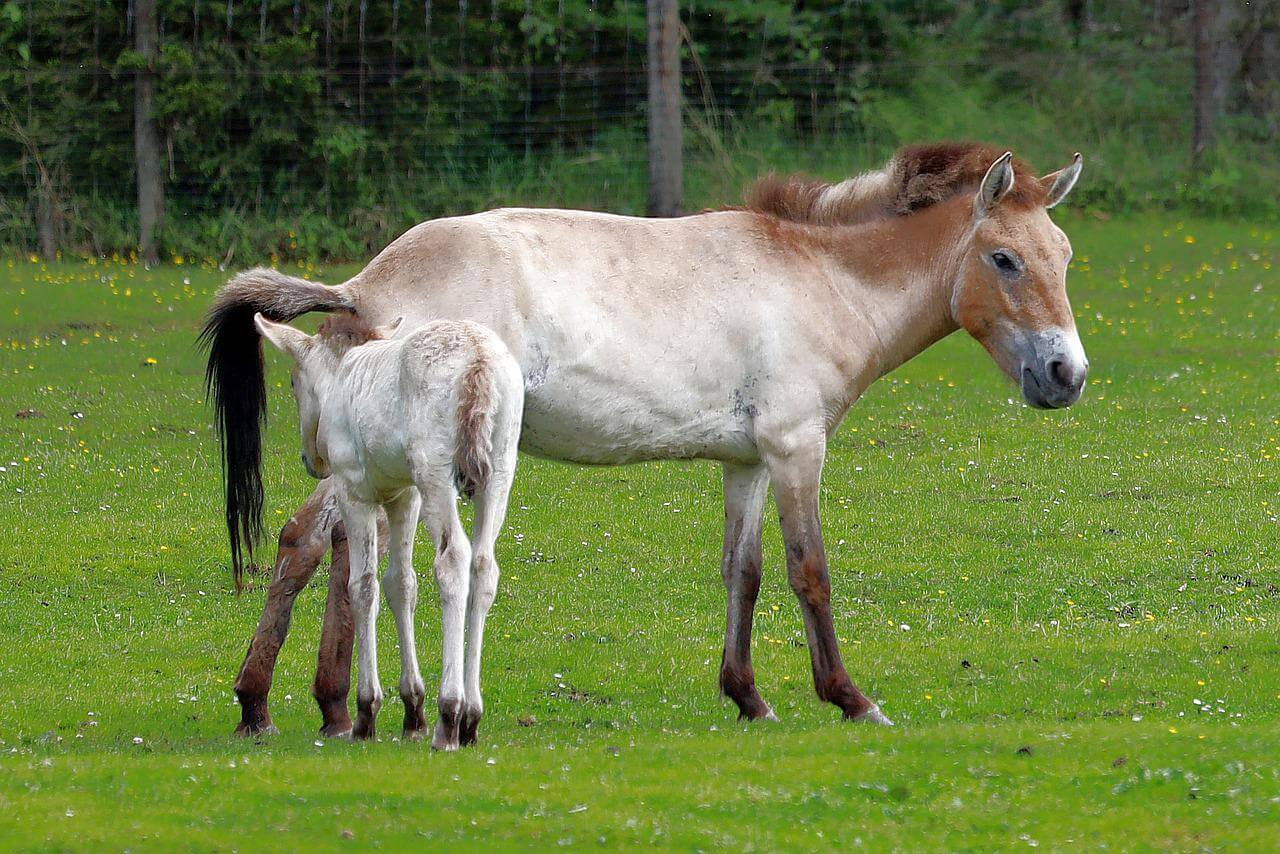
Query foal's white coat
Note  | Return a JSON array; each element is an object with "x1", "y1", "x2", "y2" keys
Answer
[{"x1": 255, "y1": 314, "x2": 523, "y2": 749}]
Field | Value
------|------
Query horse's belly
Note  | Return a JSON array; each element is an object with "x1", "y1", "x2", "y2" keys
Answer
[{"x1": 518, "y1": 382, "x2": 760, "y2": 466}]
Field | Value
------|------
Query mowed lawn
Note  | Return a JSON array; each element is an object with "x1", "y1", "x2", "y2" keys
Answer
[{"x1": 0, "y1": 216, "x2": 1277, "y2": 850}]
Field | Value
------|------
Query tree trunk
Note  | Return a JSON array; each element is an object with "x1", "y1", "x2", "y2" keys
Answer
[
  {"x1": 1192, "y1": 0, "x2": 1214, "y2": 168},
  {"x1": 35, "y1": 185, "x2": 57, "y2": 261},
  {"x1": 646, "y1": 0, "x2": 681, "y2": 217},
  {"x1": 1192, "y1": 0, "x2": 1244, "y2": 170},
  {"x1": 134, "y1": 0, "x2": 163, "y2": 266}
]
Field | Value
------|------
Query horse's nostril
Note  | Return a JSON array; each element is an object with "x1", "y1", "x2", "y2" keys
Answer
[{"x1": 1048, "y1": 359, "x2": 1071, "y2": 388}]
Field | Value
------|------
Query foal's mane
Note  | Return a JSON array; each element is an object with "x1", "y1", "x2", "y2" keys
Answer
[
  {"x1": 744, "y1": 141, "x2": 1046, "y2": 226},
  {"x1": 315, "y1": 312, "x2": 384, "y2": 348}
]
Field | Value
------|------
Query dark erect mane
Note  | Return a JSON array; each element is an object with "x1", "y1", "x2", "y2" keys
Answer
[
  {"x1": 315, "y1": 312, "x2": 383, "y2": 348},
  {"x1": 745, "y1": 141, "x2": 1047, "y2": 225}
]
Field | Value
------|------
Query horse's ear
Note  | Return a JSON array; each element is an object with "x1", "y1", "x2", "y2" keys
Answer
[
  {"x1": 975, "y1": 151, "x2": 1015, "y2": 218},
  {"x1": 253, "y1": 312, "x2": 309, "y2": 358},
  {"x1": 1041, "y1": 152, "x2": 1083, "y2": 209},
  {"x1": 375, "y1": 316, "x2": 404, "y2": 339}
]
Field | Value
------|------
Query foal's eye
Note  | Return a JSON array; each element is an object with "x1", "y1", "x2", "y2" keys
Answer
[{"x1": 991, "y1": 250, "x2": 1019, "y2": 273}]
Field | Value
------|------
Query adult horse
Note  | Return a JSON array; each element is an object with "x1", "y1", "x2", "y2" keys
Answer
[{"x1": 205, "y1": 141, "x2": 1087, "y2": 737}]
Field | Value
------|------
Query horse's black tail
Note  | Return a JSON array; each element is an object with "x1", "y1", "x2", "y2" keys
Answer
[{"x1": 198, "y1": 268, "x2": 355, "y2": 583}]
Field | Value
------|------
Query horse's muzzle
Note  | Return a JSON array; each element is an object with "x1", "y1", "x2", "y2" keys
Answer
[{"x1": 1021, "y1": 360, "x2": 1086, "y2": 409}]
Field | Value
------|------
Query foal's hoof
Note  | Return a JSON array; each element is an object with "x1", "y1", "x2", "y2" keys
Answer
[
  {"x1": 431, "y1": 728, "x2": 459, "y2": 752},
  {"x1": 402, "y1": 692, "x2": 429, "y2": 741},
  {"x1": 851, "y1": 704, "x2": 894, "y2": 727},
  {"x1": 431, "y1": 714, "x2": 461, "y2": 752},
  {"x1": 459, "y1": 706, "x2": 482, "y2": 746}
]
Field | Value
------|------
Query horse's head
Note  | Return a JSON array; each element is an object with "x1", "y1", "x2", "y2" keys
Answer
[
  {"x1": 952, "y1": 151, "x2": 1086, "y2": 409},
  {"x1": 253, "y1": 312, "x2": 401, "y2": 480}
]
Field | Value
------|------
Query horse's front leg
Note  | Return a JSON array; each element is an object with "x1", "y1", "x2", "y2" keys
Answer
[
  {"x1": 233, "y1": 479, "x2": 339, "y2": 736},
  {"x1": 380, "y1": 489, "x2": 428, "y2": 740},
  {"x1": 338, "y1": 495, "x2": 385, "y2": 740},
  {"x1": 719, "y1": 463, "x2": 777, "y2": 721},
  {"x1": 764, "y1": 437, "x2": 892, "y2": 726}
]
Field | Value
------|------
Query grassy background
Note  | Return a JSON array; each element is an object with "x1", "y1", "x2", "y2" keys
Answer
[{"x1": 0, "y1": 214, "x2": 1277, "y2": 848}]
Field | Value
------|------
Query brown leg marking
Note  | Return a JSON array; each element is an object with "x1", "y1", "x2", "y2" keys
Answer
[
  {"x1": 719, "y1": 464, "x2": 776, "y2": 721},
  {"x1": 719, "y1": 539, "x2": 773, "y2": 720},
  {"x1": 768, "y1": 450, "x2": 887, "y2": 725},
  {"x1": 352, "y1": 693, "x2": 381, "y2": 741},
  {"x1": 432, "y1": 696, "x2": 462, "y2": 752},
  {"x1": 458, "y1": 705, "x2": 482, "y2": 747},
  {"x1": 315, "y1": 510, "x2": 389, "y2": 738},
  {"x1": 402, "y1": 684, "x2": 429, "y2": 741},
  {"x1": 313, "y1": 521, "x2": 355, "y2": 738},
  {"x1": 783, "y1": 531, "x2": 875, "y2": 721},
  {"x1": 233, "y1": 481, "x2": 339, "y2": 737}
]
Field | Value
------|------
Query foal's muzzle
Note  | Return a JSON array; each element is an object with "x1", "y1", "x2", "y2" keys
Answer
[{"x1": 302, "y1": 452, "x2": 329, "y2": 480}]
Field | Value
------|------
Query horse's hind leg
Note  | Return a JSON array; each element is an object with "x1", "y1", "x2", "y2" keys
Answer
[
  {"x1": 313, "y1": 507, "x2": 388, "y2": 737},
  {"x1": 719, "y1": 463, "x2": 776, "y2": 721},
  {"x1": 233, "y1": 479, "x2": 340, "y2": 736}
]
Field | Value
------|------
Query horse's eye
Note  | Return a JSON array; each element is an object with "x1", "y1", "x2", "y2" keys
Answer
[{"x1": 991, "y1": 251, "x2": 1019, "y2": 273}]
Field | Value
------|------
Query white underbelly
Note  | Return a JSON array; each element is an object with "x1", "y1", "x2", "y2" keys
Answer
[{"x1": 517, "y1": 372, "x2": 760, "y2": 466}]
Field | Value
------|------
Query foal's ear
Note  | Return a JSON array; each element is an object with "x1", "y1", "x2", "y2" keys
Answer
[
  {"x1": 375, "y1": 316, "x2": 404, "y2": 339},
  {"x1": 1040, "y1": 152, "x2": 1083, "y2": 209},
  {"x1": 974, "y1": 151, "x2": 1015, "y2": 218},
  {"x1": 253, "y1": 313, "x2": 309, "y2": 358}
]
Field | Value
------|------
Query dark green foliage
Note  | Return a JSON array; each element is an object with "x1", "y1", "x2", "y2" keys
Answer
[{"x1": 0, "y1": 1, "x2": 1277, "y2": 260}]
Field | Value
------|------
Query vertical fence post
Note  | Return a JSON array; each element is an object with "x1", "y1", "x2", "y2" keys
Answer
[
  {"x1": 646, "y1": 0, "x2": 682, "y2": 217},
  {"x1": 134, "y1": 0, "x2": 163, "y2": 266}
]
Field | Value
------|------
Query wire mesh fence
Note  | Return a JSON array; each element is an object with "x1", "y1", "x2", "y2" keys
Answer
[{"x1": 1, "y1": 0, "x2": 1276, "y2": 261}]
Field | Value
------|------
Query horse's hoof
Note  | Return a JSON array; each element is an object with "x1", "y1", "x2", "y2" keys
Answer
[
  {"x1": 234, "y1": 721, "x2": 279, "y2": 738},
  {"x1": 734, "y1": 698, "x2": 779, "y2": 722},
  {"x1": 854, "y1": 704, "x2": 894, "y2": 726},
  {"x1": 403, "y1": 726, "x2": 429, "y2": 742},
  {"x1": 320, "y1": 723, "x2": 354, "y2": 739}
]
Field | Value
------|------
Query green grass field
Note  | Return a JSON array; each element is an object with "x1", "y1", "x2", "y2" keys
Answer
[{"x1": 0, "y1": 216, "x2": 1277, "y2": 849}]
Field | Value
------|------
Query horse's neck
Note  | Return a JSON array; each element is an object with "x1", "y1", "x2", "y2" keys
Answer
[{"x1": 829, "y1": 199, "x2": 968, "y2": 381}]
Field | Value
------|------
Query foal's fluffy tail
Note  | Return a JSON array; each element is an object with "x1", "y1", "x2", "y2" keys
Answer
[
  {"x1": 453, "y1": 338, "x2": 498, "y2": 500},
  {"x1": 199, "y1": 268, "x2": 355, "y2": 581}
]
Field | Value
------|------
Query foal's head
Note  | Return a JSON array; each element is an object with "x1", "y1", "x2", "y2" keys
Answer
[
  {"x1": 946, "y1": 147, "x2": 1087, "y2": 409},
  {"x1": 253, "y1": 312, "x2": 402, "y2": 479}
]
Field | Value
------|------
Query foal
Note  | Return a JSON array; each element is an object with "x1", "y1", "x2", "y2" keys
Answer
[{"x1": 254, "y1": 312, "x2": 523, "y2": 750}]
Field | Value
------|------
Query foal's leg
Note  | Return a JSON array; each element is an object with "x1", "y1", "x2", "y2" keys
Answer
[
  {"x1": 233, "y1": 479, "x2": 339, "y2": 736},
  {"x1": 719, "y1": 463, "x2": 776, "y2": 721},
  {"x1": 313, "y1": 512, "x2": 387, "y2": 738},
  {"x1": 339, "y1": 496, "x2": 386, "y2": 740},
  {"x1": 764, "y1": 439, "x2": 892, "y2": 725},
  {"x1": 459, "y1": 475, "x2": 513, "y2": 746},
  {"x1": 416, "y1": 477, "x2": 472, "y2": 751},
  {"x1": 380, "y1": 489, "x2": 429, "y2": 740}
]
